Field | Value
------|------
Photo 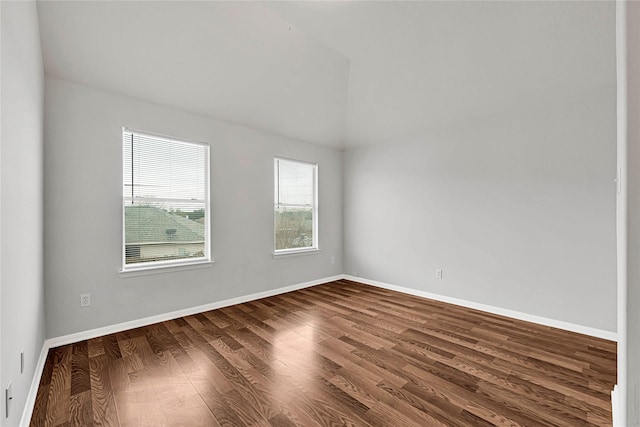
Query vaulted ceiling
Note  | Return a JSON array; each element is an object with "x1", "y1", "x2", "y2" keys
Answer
[{"x1": 36, "y1": 1, "x2": 615, "y2": 149}]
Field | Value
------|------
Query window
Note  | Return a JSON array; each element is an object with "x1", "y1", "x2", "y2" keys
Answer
[
  {"x1": 274, "y1": 157, "x2": 318, "y2": 253},
  {"x1": 122, "y1": 128, "x2": 210, "y2": 270}
]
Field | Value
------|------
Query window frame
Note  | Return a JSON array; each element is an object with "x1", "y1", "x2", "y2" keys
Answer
[
  {"x1": 121, "y1": 127, "x2": 211, "y2": 272},
  {"x1": 273, "y1": 157, "x2": 319, "y2": 255}
]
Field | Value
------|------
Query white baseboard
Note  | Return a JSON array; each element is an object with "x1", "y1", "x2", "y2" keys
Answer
[
  {"x1": 46, "y1": 274, "x2": 342, "y2": 348},
  {"x1": 19, "y1": 274, "x2": 341, "y2": 426},
  {"x1": 342, "y1": 275, "x2": 617, "y2": 342},
  {"x1": 20, "y1": 273, "x2": 616, "y2": 426}
]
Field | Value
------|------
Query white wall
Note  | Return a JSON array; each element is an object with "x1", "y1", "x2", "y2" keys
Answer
[
  {"x1": 44, "y1": 78, "x2": 343, "y2": 338},
  {"x1": 625, "y1": 2, "x2": 640, "y2": 424},
  {"x1": 1, "y1": 1, "x2": 46, "y2": 425},
  {"x1": 343, "y1": 87, "x2": 617, "y2": 333}
]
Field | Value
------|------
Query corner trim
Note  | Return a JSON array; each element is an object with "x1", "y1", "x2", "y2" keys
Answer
[
  {"x1": 19, "y1": 343, "x2": 49, "y2": 427},
  {"x1": 612, "y1": 384, "x2": 620, "y2": 427},
  {"x1": 342, "y1": 275, "x2": 617, "y2": 342}
]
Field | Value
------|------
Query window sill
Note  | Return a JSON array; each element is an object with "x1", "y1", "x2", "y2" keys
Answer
[
  {"x1": 272, "y1": 248, "x2": 322, "y2": 259},
  {"x1": 119, "y1": 260, "x2": 215, "y2": 278}
]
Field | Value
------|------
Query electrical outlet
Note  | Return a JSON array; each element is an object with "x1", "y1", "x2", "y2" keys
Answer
[
  {"x1": 5, "y1": 382, "x2": 12, "y2": 418},
  {"x1": 331, "y1": 256, "x2": 336, "y2": 265},
  {"x1": 20, "y1": 350, "x2": 24, "y2": 374},
  {"x1": 80, "y1": 293, "x2": 91, "y2": 307},
  {"x1": 435, "y1": 269, "x2": 443, "y2": 279}
]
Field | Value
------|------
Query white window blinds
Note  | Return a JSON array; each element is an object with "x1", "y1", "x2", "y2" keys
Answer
[
  {"x1": 274, "y1": 158, "x2": 317, "y2": 251},
  {"x1": 122, "y1": 129, "x2": 210, "y2": 269}
]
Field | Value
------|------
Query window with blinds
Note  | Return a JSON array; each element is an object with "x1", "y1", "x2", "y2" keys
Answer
[
  {"x1": 274, "y1": 157, "x2": 318, "y2": 252},
  {"x1": 122, "y1": 128, "x2": 210, "y2": 270}
]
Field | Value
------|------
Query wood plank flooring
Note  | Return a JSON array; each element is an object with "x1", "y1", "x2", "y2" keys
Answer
[{"x1": 29, "y1": 279, "x2": 616, "y2": 426}]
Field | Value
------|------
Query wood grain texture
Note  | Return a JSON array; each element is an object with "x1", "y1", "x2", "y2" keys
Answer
[{"x1": 29, "y1": 279, "x2": 616, "y2": 426}]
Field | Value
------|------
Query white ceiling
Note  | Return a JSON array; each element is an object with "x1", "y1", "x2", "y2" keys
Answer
[
  {"x1": 36, "y1": 1, "x2": 349, "y2": 147},
  {"x1": 36, "y1": 1, "x2": 615, "y2": 149}
]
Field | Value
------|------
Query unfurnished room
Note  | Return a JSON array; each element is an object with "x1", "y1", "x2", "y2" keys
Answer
[{"x1": 2, "y1": 1, "x2": 640, "y2": 426}]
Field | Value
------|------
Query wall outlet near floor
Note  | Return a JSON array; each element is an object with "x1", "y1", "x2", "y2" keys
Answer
[
  {"x1": 331, "y1": 256, "x2": 336, "y2": 265},
  {"x1": 80, "y1": 293, "x2": 91, "y2": 307},
  {"x1": 5, "y1": 382, "x2": 11, "y2": 418},
  {"x1": 435, "y1": 269, "x2": 443, "y2": 279}
]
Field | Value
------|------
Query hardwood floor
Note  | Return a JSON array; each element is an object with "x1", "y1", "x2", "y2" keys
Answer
[{"x1": 29, "y1": 279, "x2": 616, "y2": 426}]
